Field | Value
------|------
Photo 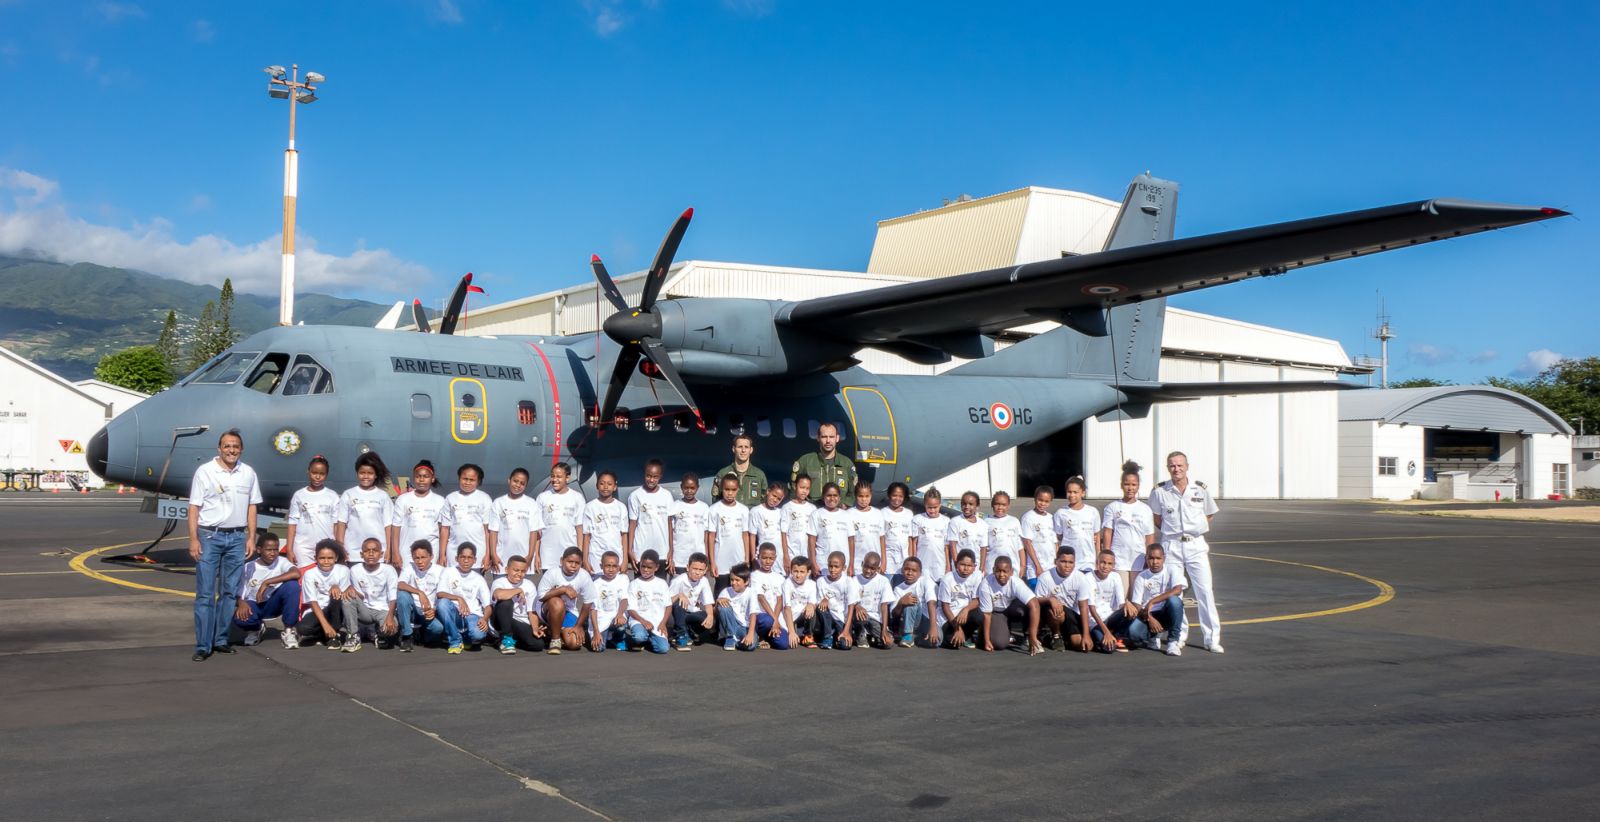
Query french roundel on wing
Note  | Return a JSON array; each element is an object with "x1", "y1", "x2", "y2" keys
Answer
[
  {"x1": 990, "y1": 402, "x2": 1012, "y2": 430},
  {"x1": 1080, "y1": 283, "x2": 1127, "y2": 297}
]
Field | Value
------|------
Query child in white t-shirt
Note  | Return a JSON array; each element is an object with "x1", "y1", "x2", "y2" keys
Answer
[
  {"x1": 909, "y1": 488, "x2": 950, "y2": 581},
  {"x1": 435, "y1": 543, "x2": 492, "y2": 654},
  {"x1": 936, "y1": 549, "x2": 983, "y2": 649},
  {"x1": 441, "y1": 463, "x2": 500, "y2": 573},
  {"x1": 946, "y1": 492, "x2": 989, "y2": 574},
  {"x1": 285, "y1": 456, "x2": 339, "y2": 564},
  {"x1": 295, "y1": 539, "x2": 353, "y2": 649},
  {"x1": 490, "y1": 555, "x2": 546, "y2": 653},
  {"x1": 977, "y1": 555, "x2": 1035, "y2": 654},
  {"x1": 1102, "y1": 462, "x2": 1156, "y2": 587},
  {"x1": 706, "y1": 474, "x2": 750, "y2": 579},
  {"x1": 231, "y1": 532, "x2": 301, "y2": 648},
  {"x1": 581, "y1": 470, "x2": 628, "y2": 574},
  {"x1": 1086, "y1": 549, "x2": 1130, "y2": 654},
  {"x1": 389, "y1": 460, "x2": 448, "y2": 567},
  {"x1": 879, "y1": 482, "x2": 914, "y2": 574},
  {"x1": 852, "y1": 551, "x2": 894, "y2": 649},
  {"x1": 746, "y1": 482, "x2": 787, "y2": 564},
  {"x1": 985, "y1": 491, "x2": 1023, "y2": 575},
  {"x1": 396, "y1": 540, "x2": 445, "y2": 651},
  {"x1": 625, "y1": 551, "x2": 672, "y2": 654},
  {"x1": 536, "y1": 546, "x2": 596, "y2": 655},
  {"x1": 810, "y1": 483, "x2": 853, "y2": 574},
  {"x1": 534, "y1": 463, "x2": 585, "y2": 575},
  {"x1": 336, "y1": 452, "x2": 394, "y2": 565},
  {"x1": 1054, "y1": 476, "x2": 1099, "y2": 573},
  {"x1": 346, "y1": 538, "x2": 400, "y2": 650},
  {"x1": 494, "y1": 468, "x2": 544, "y2": 577},
  {"x1": 1125, "y1": 543, "x2": 1187, "y2": 656},
  {"x1": 1030, "y1": 548, "x2": 1094, "y2": 652},
  {"x1": 669, "y1": 473, "x2": 710, "y2": 573},
  {"x1": 779, "y1": 475, "x2": 817, "y2": 567},
  {"x1": 668, "y1": 552, "x2": 716, "y2": 649},
  {"x1": 889, "y1": 556, "x2": 936, "y2": 648},
  {"x1": 1019, "y1": 485, "x2": 1058, "y2": 582},
  {"x1": 781, "y1": 556, "x2": 821, "y2": 648},
  {"x1": 589, "y1": 551, "x2": 631, "y2": 652},
  {"x1": 718, "y1": 564, "x2": 785, "y2": 651},
  {"x1": 815, "y1": 551, "x2": 860, "y2": 650},
  {"x1": 628, "y1": 460, "x2": 674, "y2": 571},
  {"x1": 844, "y1": 482, "x2": 884, "y2": 575}
]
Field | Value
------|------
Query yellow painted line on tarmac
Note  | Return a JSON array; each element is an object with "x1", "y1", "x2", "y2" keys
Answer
[
  {"x1": 1211, "y1": 535, "x2": 1456, "y2": 545},
  {"x1": 0, "y1": 568, "x2": 159, "y2": 576},
  {"x1": 67, "y1": 539, "x2": 194, "y2": 598},
  {"x1": 1214, "y1": 552, "x2": 1395, "y2": 626}
]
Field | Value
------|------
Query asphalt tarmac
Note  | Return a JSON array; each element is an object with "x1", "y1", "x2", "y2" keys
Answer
[{"x1": 2, "y1": 494, "x2": 1597, "y2": 820}]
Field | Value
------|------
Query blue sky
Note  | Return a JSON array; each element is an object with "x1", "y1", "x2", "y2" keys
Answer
[{"x1": 1, "y1": 0, "x2": 1594, "y2": 384}]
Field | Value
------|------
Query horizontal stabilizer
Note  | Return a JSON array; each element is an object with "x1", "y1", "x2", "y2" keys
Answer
[
  {"x1": 1122, "y1": 380, "x2": 1363, "y2": 402},
  {"x1": 375, "y1": 301, "x2": 406, "y2": 330}
]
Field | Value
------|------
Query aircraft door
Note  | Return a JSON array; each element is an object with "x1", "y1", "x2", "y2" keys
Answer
[{"x1": 841, "y1": 386, "x2": 898, "y2": 477}]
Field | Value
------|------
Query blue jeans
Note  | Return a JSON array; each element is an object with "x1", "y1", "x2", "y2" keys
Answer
[
  {"x1": 753, "y1": 613, "x2": 791, "y2": 650},
  {"x1": 435, "y1": 599, "x2": 488, "y2": 647},
  {"x1": 233, "y1": 580, "x2": 301, "y2": 630},
  {"x1": 1090, "y1": 611, "x2": 1134, "y2": 652},
  {"x1": 596, "y1": 623, "x2": 629, "y2": 651},
  {"x1": 890, "y1": 603, "x2": 924, "y2": 639},
  {"x1": 396, "y1": 591, "x2": 446, "y2": 644},
  {"x1": 717, "y1": 606, "x2": 749, "y2": 643},
  {"x1": 1126, "y1": 598, "x2": 1185, "y2": 645},
  {"x1": 194, "y1": 528, "x2": 247, "y2": 653},
  {"x1": 626, "y1": 622, "x2": 670, "y2": 654}
]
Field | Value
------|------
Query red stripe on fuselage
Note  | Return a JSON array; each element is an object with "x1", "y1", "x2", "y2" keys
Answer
[{"x1": 528, "y1": 343, "x2": 562, "y2": 469}]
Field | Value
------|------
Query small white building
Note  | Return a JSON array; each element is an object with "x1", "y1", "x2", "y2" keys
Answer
[
  {"x1": 1574, "y1": 435, "x2": 1600, "y2": 493},
  {"x1": 1337, "y1": 386, "x2": 1574, "y2": 500},
  {"x1": 0, "y1": 345, "x2": 148, "y2": 484}
]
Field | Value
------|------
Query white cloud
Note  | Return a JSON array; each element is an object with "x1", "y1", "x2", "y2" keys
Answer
[
  {"x1": 186, "y1": 193, "x2": 212, "y2": 213},
  {"x1": 1468, "y1": 349, "x2": 1498, "y2": 365},
  {"x1": 93, "y1": 2, "x2": 145, "y2": 23},
  {"x1": 1406, "y1": 342, "x2": 1456, "y2": 367},
  {"x1": 585, "y1": 0, "x2": 628, "y2": 36},
  {"x1": 1514, "y1": 348, "x2": 1563, "y2": 376},
  {"x1": 190, "y1": 19, "x2": 215, "y2": 43},
  {"x1": 433, "y1": 0, "x2": 463, "y2": 24},
  {"x1": 0, "y1": 167, "x2": 433, "y2": 297}
]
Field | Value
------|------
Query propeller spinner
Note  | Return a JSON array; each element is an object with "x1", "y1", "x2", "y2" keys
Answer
[{"x1": 591, "y1": 208, "x2": 700, "y2": 429}]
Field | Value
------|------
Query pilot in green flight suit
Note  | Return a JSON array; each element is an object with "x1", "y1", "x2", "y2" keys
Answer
[
  {"x1": 791, "y1": 421, "x2": 857, "y2": 502},
  {"x1": 715, "y1": 433, "x2": 767, "y2": 507}
]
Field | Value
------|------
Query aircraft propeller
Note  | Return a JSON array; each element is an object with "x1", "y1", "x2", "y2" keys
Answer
[
  {"x1": 411, "y1": 299, "x2": 432, "y2": 333},
  {"x1": 437, "y1": 272, "x2": 478, "y2": 335},
  {"x1": 590, "y1": 208, "x2": 700, "y2": 430}
]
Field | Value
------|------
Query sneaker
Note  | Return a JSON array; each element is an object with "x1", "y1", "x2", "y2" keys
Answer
[
  {"x1": 819, "y1": 638, "x2": 834, "y2": 650},
  {"x1": 1144, "y1": 638, "x2": 1161, "y2": 651},
  {"x1": 613, "y1": 640, "x2": 627, "y2": 651},
  {"x1": 191, "y1": 650, "x2": 209, "y2": 662},
  {"x1": 1206, "y1": 643, "x2": 1226, "y2": 654},
  {"x1": 281, "y1": 631, "x2": 299, "y2": 649},
  {"x1": 723, "y1": 638, "x2": 737, "y2": 651},
  {"x1": 342, "y1": 633, "x2": 362, "y2": 653},
  {"x1": 399, "y1": 635, "x2": 413, "y2": 653},
  {"x1": 447, "y1": 643, "x2": 463, "y2": 655},
  {"x1": 211, "y1": 644, "x2": 236, "y2": 655},
  {"x1": 325, "y1": 635, "x2": 344, "y2": 650},
  {"x1": 1165, "y1": 641, "x2": 1182, "y2": 657},
  {"x1": 900, "y1": 633, "x2": 914, "y2": 648},
  {"x1": 675, "y1": 641, "x2": 692, "y2": 652},
  {"x1": 962, "y1": 639, "x2": 975, "y2": 649},
  {"x1": 242, "y1": 629, "x2": 262, "y2": 647},
  {"x1": 500, "y1": 636, "x2": 517, "y2": 655},
  {"x1": 1050, "y1": 634, "x2": 1065, "y2": 652},
  {"x1": 547, "y1": 637, "x2": 563, "y2": 655}
]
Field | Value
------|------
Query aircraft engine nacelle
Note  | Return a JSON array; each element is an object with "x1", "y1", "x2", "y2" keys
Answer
[{"x1": 654, "y1": 298, "x2": 857, "y2": 382}]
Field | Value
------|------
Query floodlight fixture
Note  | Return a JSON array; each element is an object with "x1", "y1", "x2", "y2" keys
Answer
[
  {"x1": 264, "y1": 65, "x2": 286, "y2": 78},
  {"x1": 269, "y1": 87, "x2": 290, "y2": 99},
  {"x1": 305, "y1": 71, "x2": 325, "y2": 84},
  {"x1": 298, "y1": 91, "x2": 317, "y2": 104}
]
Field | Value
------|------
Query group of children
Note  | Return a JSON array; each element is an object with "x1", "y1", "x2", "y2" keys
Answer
[{"x1": 235, "y1": 450, "x2": 1189, "y2": 658}]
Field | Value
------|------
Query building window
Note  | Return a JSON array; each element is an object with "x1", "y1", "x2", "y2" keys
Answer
[
  {"x1": 517, "y1": 401, "x2": 537, "y2": 425},
  {"x1": 1378, "y1": 457, "x2": 1397, "y2": 476},
  {"x1": 1553, "y1": 463, "x2": 1570, "y2": 496}
]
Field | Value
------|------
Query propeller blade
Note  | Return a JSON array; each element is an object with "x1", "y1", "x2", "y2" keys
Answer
[
  {"x1": 438, "y1": 272, "x2": 473, "y2": 335},
  {"x1": 639, "y1": 207, "x2": 692, "y2": 311},
  {"x1": 590, "y1": 254, "x2": 629, "y2": 313},
  {"x1": 597, "y1": 345, "x2": 643, "y2": 430},
  {"x1": 412, "y1": 299, "x2": 431, "y2": 333},
  {"x1": 638, "y1": 336, "x2": 701, "y2": 423}
]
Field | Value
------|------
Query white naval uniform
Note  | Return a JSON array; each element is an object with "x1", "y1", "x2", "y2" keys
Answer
[{"x1": 1149, "y1": 478, "x2": 1221, "y2": 647}]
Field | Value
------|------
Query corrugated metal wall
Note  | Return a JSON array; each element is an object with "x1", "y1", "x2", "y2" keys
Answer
[
  {"x1": 867, "y1": 189, "x2": 1032, "y2": 278},
  {"x1": 1014, "y1": 188, "x2": 1120, "y2": 261}
]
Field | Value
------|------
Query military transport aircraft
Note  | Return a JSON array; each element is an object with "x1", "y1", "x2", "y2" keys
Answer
[{"x1": 87, "y1": 175, "x2": 1566, "y2": 509}]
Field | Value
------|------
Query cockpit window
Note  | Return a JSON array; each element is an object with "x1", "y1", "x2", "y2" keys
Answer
[
  {"x1": 281, "y1": 354, "x2": 334, "y2": 396},
  {"x1": 244, "y1": 353, "x2": 291, "y2": 394},
  {"x1": 190, "y1": 352, "x2": 261, "y2": 385}
]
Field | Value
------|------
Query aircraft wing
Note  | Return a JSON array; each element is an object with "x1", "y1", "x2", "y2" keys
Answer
[
  {"x1": 1119, "y1": 380, "x2": 1363, "y2": 402},
  {"x1": 780, "y1": 199, "x2": 1565, "y2": 343}
]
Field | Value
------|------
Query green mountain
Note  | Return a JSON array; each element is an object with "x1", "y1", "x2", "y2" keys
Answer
[{"x1": 0, "y1": 256, "x2": 400, "y2": 380}]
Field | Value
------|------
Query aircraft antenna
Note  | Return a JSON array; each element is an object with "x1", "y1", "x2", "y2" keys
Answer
[{"x1": 1375, "y1": 292, "x2": 1394, "y2": 389}]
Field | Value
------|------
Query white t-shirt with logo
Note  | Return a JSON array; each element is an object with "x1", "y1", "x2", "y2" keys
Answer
[
  {"x1": 855, "y1": 573, "x2": 892, "y2": 620},
  {"x1": 707, "y1": 500, "x2": 750, "y2": 573},
  {"x1": 1087, "y1": 572, "x2": 1127, "y2": 618},
  {"x1": 188, "y1": 458, "x2": 262, "y2": 529},
  {"x1": 591, "y1": 573, "x2": 631, "y2": 630},
  {"x1": 535, "y1": 488, "x2": 586, "y2": 569},
  {"x1": 1034, "y1": 567, "x2": 1091, "y2": 612},
  {"x1": 439, "y1": 567, "x2": 492, "y2": 617},
  {"x1": 910, "y1": 512, "x2": 950, "y2": 580},
  {"x1": 879, "y1": 506, "x2": 914, "y2": 572},
  {"x1": 442, "y1": 489, "x2": 500, "y2": 568},
  {"x1": 493, "y1": 493, "x2": 543, "y2": 569},
  {"x1": 780, "y1": 576, "x2": 820, "y2": 622},
  {"x1": 945, "y1": 517, "x2": 988, "y2": 565},
  {"x1": 749, "y1": 568, "x2": 787, "y2": 614},
  {"x1": 389, "y1": 491, "x2": 448, "y2": 565},
  {"x1": 299, "y1": 563, "x2": 351, "y2": 610},
  {"x1": 338, "y1": 486, "x2": 394, "y2": 561},
  {"x1": 984, "y1": 514, "x2": 1023, "y2": 574},
  {"x1": 669, "y1": 498, "x2": 710, "y2": 569},
  {"x1": 286, "y1": 486, "x2": 340, "y2": 561},
  {"x1": 399, "y1": 562, "x2": 444, "y2": 603},
  {"x1": 628, "y1": 486, "x2": 675, "y2": 559},
  {"x1": 811, "y1": 507, "x2": 854, "y2": 563},
  {"x1": 1019, "y1": 509, "x2": 1058, "y2": 578},
  {"x1": 816, "y1": 572, "x2": 859, "y2": 621},
  {"x1": 719, "y1": 586, "x2": 756, "y2": 626},
  {"x1": 535, "y1": 568, "x2": 596, "y2": 621},
  {"x1": 1129, "y1": 564, "x2": 1188, "y2": 607},
  {"x1": 889, "y1": 574, "x2": 936, "y2": 617},
  {"x1": 238, "y1": 555, "x2": 296, "y2": 599},
  {"x1": 977, "y1": 573, "x2": 1035, "y2": 612},
  {"x1": 581, "y1": 497, "x2": 628, "y2": 570},
  {"x1": 844, "y1": 506, "x2": 885, "y2": 574},
  {"x1": 349, "y1": 563, "x2": 399, "y2": 610},
  {"x1": 670, "y1": 573, "x2": 714, "y2": 613},
  {"x1": 1102, "y1": 500, "x2": 1156, "y2": 571},
  {"x1": 779, "y1": 500, "x2": 816, "y2": 563},
  {"x1": 490, "y1": 576, "x2": 539, "y2": 624},
  {"x1": 936, "y1": 570, "x2": 981, "y2": 626},
  {"x1": 1054, "y1": 505, "x2": 1101, "y2": 571},
  {"x1": 746, "y1": 504, "x2": 785, "y2": 556},
  {"x1": 628, "y1": 575, "x2": 672, "y2": 632}
]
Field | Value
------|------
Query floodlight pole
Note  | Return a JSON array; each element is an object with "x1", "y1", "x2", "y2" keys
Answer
[{"x1": 265, "y1": 64, "x2": 322, "y2": 326}]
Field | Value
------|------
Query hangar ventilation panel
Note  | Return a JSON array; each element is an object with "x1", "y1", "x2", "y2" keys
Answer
[{"x1": 866, "y1": 186, "x2": 1120, "y2": 279}]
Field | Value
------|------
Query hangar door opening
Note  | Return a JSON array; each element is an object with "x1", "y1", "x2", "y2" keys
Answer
[
  {"x1": 1424, "y1": 428, "x2": 1503, "y2": 481},
  {"x1": 1016, "y1": 423, "x2": 1083, "y2": 498}
]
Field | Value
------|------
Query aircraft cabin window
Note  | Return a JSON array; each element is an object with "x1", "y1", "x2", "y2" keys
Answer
[
  {"x1": 613, "y1": 408, "x2": 632, "y2": 430},
  {"x1": 244, "y1": 353, "x2": 291, "y2": 394},
  {"x1": 782, "y1": 418, "x2": 797, "y2": 438},
  {"x1": 644, "y1": 416, "x2": 660, "y2": 432},
  {"x1": 411, "y1": 393, "x2": 432, "y2": 420},
  {"x1": 756, "y1": 416, "x2": 772, "y2": 438},
  {"x1": 673, "y1": 412, "x2": 692, "y2": 433},
  {"x1": 191, "y1": 351, "x2": 260, "y2": 385},
  {"x1": 282, "y1": 354, "x2": 334, "y2": 397},
  {"x1": 517, "y1": 401, "x2": 537, "y2": 425},
  {"x1": 807, "y1": 419, "x2": 819, "y2": 439},
  {"x1": 729, "y1": 414, "x2": 746, "y2": 437},
  {"x1": 701, "y1": 412, "x2": 718, "y2": 435}
]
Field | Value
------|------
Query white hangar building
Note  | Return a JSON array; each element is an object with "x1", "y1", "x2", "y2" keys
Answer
[
  {"x1": 0, "y1": 345, "x2": 148, "y2": 483},
  {"x1": 431, "y1": 184, "x2": 1567, "y2": 500}
]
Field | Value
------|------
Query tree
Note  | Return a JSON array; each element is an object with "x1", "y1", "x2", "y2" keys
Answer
[
  {"x1": 186, "y1": 300, "x2": 218, "y2": 372},
  {"x1": 154, "y1": 309, "x2": 181, "y2": 377},
  {"x1": 95, "y1": 346, "x2": 172, "y2": 394},
  {"x1": 1390, "y1": 377, "x2": 1453, "y2": 389},
  {"x1": 1487, "y1": 356, "x2": 1600, "y2": 431},
  {"x1": 216, "y1": 278, "x2": 238, "y2": 350}
]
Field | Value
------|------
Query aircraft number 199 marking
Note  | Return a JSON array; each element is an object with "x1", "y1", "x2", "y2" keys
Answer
[{"x1": 969, "y1": 405, "x2": 1032, "y2": 428}]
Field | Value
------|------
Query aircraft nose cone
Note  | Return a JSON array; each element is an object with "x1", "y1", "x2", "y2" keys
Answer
[
  {"x1": 87, "y1": 426, "x2": 109, "y2": 480},
  {"x1": 602, "y1": 309, "x2": 662, "y2": 345}
]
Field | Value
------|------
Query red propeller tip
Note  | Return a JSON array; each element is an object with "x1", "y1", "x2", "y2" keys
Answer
[
  {"x1": 591, "y1": 254, "x2": 601, "y2": 263},
  {"x1": 412, "y1": 298, "x2": 422, "y2": 305},
  {"x1": 681, "y1": 207, "x2": 694, "y2": 220},
  {"x1": 463, "y1": 272, "x2": 473, "y2": 282}
]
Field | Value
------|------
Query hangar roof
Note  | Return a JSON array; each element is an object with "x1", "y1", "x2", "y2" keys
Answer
[{"x1": 1338, "y1": 386, "x2": 1573, "y2": 435}]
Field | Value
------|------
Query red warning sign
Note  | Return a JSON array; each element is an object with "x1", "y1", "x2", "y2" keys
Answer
[{"x1": 59, "y1": 440, "x2": 75, "y2": 452}]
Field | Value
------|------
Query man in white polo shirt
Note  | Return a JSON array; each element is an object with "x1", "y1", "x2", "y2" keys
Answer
[
  {"x1": 1149, "y1": 450, "x2": 1222, "y2": 653},
  {"x1": 188, "y1": 428, "x2": 262, "y2": 661}
]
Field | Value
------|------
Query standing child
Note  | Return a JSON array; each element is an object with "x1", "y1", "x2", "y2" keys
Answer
[
  {"x1": 626, "y1": 550, "x2": 672, "y2": 654},
  {"x1": 1019, "y1": 485, "x2": 1058, "y2": 583},
  {"x1": 668, "y1": 552, "x2": 716, "y2": 650},
  {"x1": 946, "y1": 492, "x2": 989, "y2": 576},
  {"x1": 936, "y1": 549, "x2": 983, "y2": 650},
  {"x1": 1101, "y1": 461, "x2": 1156, "y2": 588},
  {"x1": 588, "y1": 551, "x2": 631, "y2": 652},
  {"x1": 389, "y1": 460, "x2": 447, "y2": 568},
  {"x1": 909, "y1": 488, "x2": 950, "y2": 582},
  {"x1": 628, "y1": 460, "x2": 674, "y2": 573},
  {"x1": 435, "y1": 543, "x2": 492, "y2": 654},
  {"x1": 1054, "y1": 476, "x2": 1099, "y2": 573},
  {"x1": 815, "y1": 551, "x2": 859, "y2": 650},
  {"x1": 536, "y1": 546, "x2": 596, "y2": 655},
  {"x1": 669, "y1": 473, "x2": 710, "y2": 575},
  {"x1": 879, "y1": 483, "x2": 914, "y2": 576},
  {"x1": 1030, "y1": 548, "x2": 1094, "y2": 652},
  {"x1": 295, "y1": 539, "x2": 353, "y2": 649},
  {"x1": 346, "y1": 538, "x2": 399, "y2": 650},
  {"x1": 706, "y1": 473, "x2": 750, "y2": 581},
  {"x1": 746, "y1": 481, "x2": 787, "y2": 566},
  {"x1": 337, "y1": 452, "x2": 395, "y2": 566},
  {"x1": 844, "y1": 481, "x2": 884, "y2": 575},
  {"x1": 535, "y1": 462, "x2": 585, "y2": 577},
  {"x1": 779, "y1": 474, "x2": 816, "y2": 567},
  {"x1": 232, "y1": 532, "x2": 301, "y2": 648},
  {"x1": 396, "y1": 540, "x2": 445, "y2": 651},
  {"x1": 1085, "y1": 549, "x2": 1130, "y2": 653},
  {"x1": 809, "y1": 483, "x2": 853, "y2": 574},
  {"x1": 490, "y1": 555, "x2": 546, "y2": 653},
  {"x1": 285, "y1": 456, "x2": 339, "y2": 564},
  {"x1": 985, "y1": 491, "x2": 1023, "y2": 575},
  {"x1": 781, "y1": 556, "x2": 822, "y2": 647},
  {"x1": 494, "y1": 468, "x2": 543, "y2": 577},
  {"x1": 440, "y1": 463, "x2": 500, "y2": 574},
  {"x1": 852, "y1": 551, "x2": 894, "y2": 649},
  {"x1": 581, "y1": 470, "x2": 628, "y2": 573},
  {"x1": 1125, "y1": 544, "x2": 1187, "y2": 656},
  {"x1": 889, "y1": 556, "x2": 935, "y2": 648},
  {"x1": 978, "y1": 556, "x2": 1035, "y2": 653}
]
